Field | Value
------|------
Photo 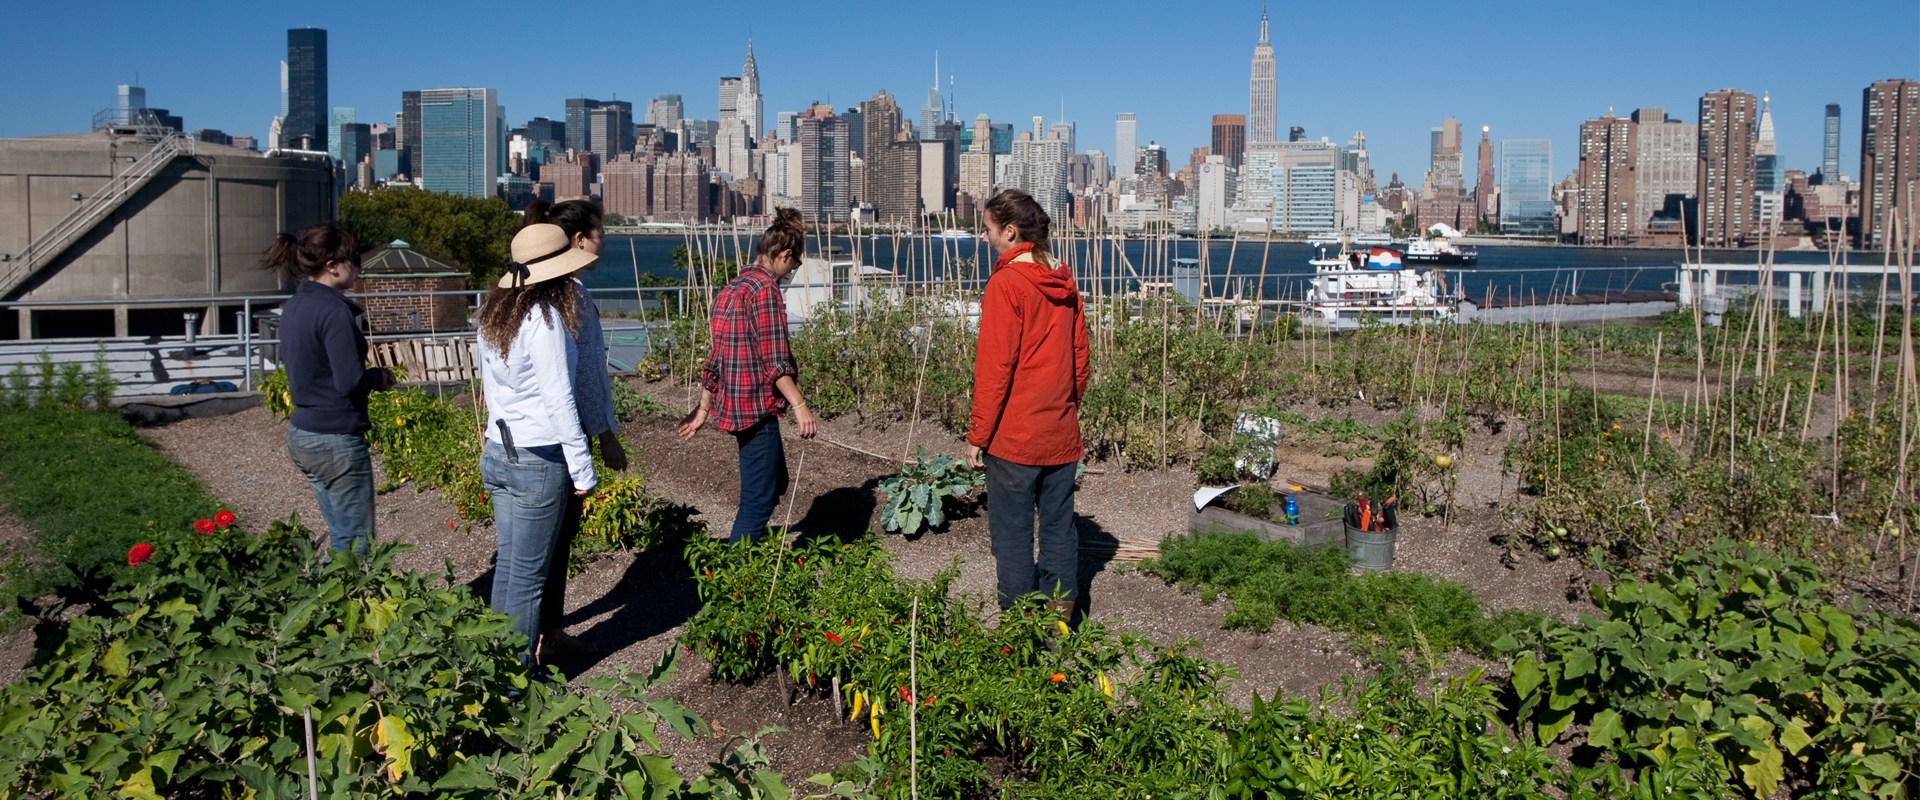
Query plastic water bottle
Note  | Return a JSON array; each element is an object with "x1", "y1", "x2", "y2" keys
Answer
[{"x1": 1284, "y1": 494, "x2": 1299, "y2": 526}]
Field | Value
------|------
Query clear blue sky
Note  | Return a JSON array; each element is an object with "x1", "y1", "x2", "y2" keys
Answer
[{"x1": 3, "y1": 0, "x2": 1914, "y2": 186}]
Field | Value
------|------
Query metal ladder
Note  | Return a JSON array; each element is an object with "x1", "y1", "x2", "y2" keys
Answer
[{"x1": 1, "y1": 123, "x2": 196, "y2": 297}]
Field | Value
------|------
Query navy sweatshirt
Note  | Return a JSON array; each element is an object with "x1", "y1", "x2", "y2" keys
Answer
[{"x1": 280, "y1": 280, "x2": 382, "y2": 434}]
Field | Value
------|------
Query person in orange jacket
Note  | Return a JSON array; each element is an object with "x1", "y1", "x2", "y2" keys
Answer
[{"x1": 965, "y1": 189, "x2": 1092, "y2": 622}]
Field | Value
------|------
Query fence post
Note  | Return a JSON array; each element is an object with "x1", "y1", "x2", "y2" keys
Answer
[{"x1": 240, "y1": 301, "x2": 253, "y2": 391}]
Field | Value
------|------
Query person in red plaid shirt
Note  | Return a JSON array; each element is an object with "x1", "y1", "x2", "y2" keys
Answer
[{"x1": 677, "y1": 208, "x2": 818, "y2": 543}]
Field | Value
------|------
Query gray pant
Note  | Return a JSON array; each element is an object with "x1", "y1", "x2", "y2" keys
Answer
[
  {"x1": 480, "y1": 438, "x2": 571, "y2": 669},
  {"x1": 286, "y1": 426, "x2": 375, "y2": 554},
  {"x1": 984, "y1": 453, "x2": 1079, "y2": 611}
]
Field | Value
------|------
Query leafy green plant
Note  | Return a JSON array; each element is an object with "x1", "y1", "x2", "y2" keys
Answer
[
  {"x1": 0, "y1": 516, "x2": 735, "y2": 798},
  {"x1": 1503, "y1": 541, "x2": 1920, "y2": 798},
  {"x1": 573, "y1": 475, "x2": 703, "y2": 575},
  {"x1": 258, "y1": 366, "x2": 293, "y2": 417},
  {"x1": 877, "y1": 446, "x2": 982, "y2": 535},
  {"x1": 1146, "y1": 532, "x2": 1542, "y2": 661},
  {"x1": 0, "y1": 406, "x2": 224, "y2": 627}
]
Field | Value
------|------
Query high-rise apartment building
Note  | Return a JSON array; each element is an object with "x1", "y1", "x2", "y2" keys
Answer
[
  {"x1": 1630, "y1": 108, "x2": 1697, "y2": 231},
  {"x1": 959, "y1": 114, "x2": 995, "y2": 206},
  {"x1": 1697, "y1": 89, "x2": 1758, "y2": 247},
  {"x1": 652, "y1": 152, "x2": 710, "y2": 224},
  {"x1": 1861, "y1": 79, "x2": 1919, "y2": 250},
  {"x1": 1115, "y1": 113, "x2": 1138, "y2": 178},
  {"x1": 1248, "y1": 8, "x2": 1275, "y2": 145},
  {"x1": 603, "y1": 157, "x2": 651, "y2": 220},
  {"x1": 1211, "y1": 114, "x2": 1246, "y2": 169},
  {"x1": 797, "y1": 104, "x2": 849, "y2": 224},
  {"x1": 542, "y1": 152, "x2": 593, "y2": 201},
  {"x1": 1498, "y1": 140, "x2": 1554, "y2": 234},
  {"x1": 1821, "y1": 104, "x2": 1842, "y2": 183},
  {"x1": 859, "y1": 90, "x2": 919, "y2": 220},
  {"x1": 419, "y1": 88, "x2": 502, "y2": 199},
  {"x1": 283, "y1": 28, "x2": 327, "y2": 150},
  {"x1": 1007, "y1": 130, "x2": 1070, "y2": 224},
  {"x1": 1577, "y1": 112, "x2": 1636, "y2": 245},
  {"x1": 1475, "y1": 126, "x2": 1496, "y2": 223},
  {"x1": 1427, "y1": 117, "x2": 1464, "y2": 192}
]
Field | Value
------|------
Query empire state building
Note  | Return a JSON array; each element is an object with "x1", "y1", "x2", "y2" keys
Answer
[{"x1": 1248, "y1": 6, "x2": 1276, "y2": 145}]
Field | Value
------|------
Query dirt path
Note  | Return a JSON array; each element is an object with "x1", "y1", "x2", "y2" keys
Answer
[
  {"x1": 134, "y1": 381, "x2": 1591, "y2": 781},
  {"x1": 0, "y1": 510, "x2": 35, "y2": 687}
]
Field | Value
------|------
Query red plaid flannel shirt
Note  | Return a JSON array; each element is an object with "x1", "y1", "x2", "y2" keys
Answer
[{"x1": 699, "y1": 265, "x2": 797, "y2": 432}]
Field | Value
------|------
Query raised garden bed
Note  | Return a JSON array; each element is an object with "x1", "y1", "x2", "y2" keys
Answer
[{"x1": 1189, "y1": 486, "x2": 1345, "y2": 549}]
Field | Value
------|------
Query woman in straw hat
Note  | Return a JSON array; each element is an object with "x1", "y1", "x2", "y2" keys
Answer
[{"x1": 476, "y1": 222, "x2": 600, "y2": 671}]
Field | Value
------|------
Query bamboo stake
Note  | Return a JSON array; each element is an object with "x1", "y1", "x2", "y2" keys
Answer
[{"x1": 909, "y1": 595, "x2": 920, "y2": 800}]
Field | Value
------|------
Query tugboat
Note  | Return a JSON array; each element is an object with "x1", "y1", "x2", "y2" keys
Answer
[
  {"x1": 1298, "y1": 240, "x2": 1460, "y2": 329},
  {"x1": 1400, "y1": 223, "x2": 1478, "y2": 267}
]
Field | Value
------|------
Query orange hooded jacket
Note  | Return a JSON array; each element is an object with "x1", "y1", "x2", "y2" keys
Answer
[{"x1": 967, "y1": 243, "x2": 1091, "y2": 466}]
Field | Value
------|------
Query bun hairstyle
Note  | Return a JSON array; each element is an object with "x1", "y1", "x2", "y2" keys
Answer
[
  {"x1": 262, "y1": 221, "x2": 360, "y2": 280},
  {"x1": 525, "y1": 198, "x2": 603, "y2": 243},
  {"x1": 756, "y1": 207, "x2": 805, "y2": 264},
  {"x1": 985, "y1": 189, "x2": 1050, "y2": 260}
]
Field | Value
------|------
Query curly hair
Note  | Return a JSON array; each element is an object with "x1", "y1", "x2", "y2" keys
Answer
[{"x1": 476, "y1": 278, "x2": 582, "y2": 356}]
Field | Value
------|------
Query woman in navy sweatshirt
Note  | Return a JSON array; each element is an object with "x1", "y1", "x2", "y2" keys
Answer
[{"x1": 264, "y1": 223, "x2": 395, "y2": 554}]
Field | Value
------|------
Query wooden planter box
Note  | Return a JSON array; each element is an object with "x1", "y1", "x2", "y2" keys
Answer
[{"x1": 1189, "y1": 490, "x2": 1346, "y2": 549}]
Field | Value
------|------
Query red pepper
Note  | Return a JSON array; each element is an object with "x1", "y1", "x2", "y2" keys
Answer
[{"x1": 899, "y1": 686, "x2": 913, "y2": 703}]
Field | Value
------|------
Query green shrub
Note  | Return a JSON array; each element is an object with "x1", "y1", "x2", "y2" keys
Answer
[
  {"x1": 876, "y1": 446, "x2": 982, "y2": 534},
  {"x1": 1503, "y1": 540, "x2": 1920, "y2": 798}
]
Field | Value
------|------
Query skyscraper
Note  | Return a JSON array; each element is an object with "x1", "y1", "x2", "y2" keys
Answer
[
  {"x1": 400, "y1": 91, "x2": 422, "y2": 179},
  {"x1": 1247, "y1": 6, "x2": 1275, "y2": 145},
  {"x1": 738, "y1": 41, "x2": 763, "y2": 140},
  {"x1": 1754, "y1": 93, "x2": 1781, "y2": 193},
  {"x1": 339, "y1": 123, "x2": 372, "y2": 188},
  {"x1": 1115, "y1": 113, "x2": 1137, "y2": 178},
  {"x1": 1861, "y1": 79, "x2": 1919, "y2": 250},
  {"x1": 861, "y1": 91, "x2": 919, "y2": 221},
  {"x1": 1498, "y1": 140, "x2": 1554, "y2": 234},
  {"x1": 602, "y1": 156, "x2": 652, "y2": 220},
  {"x1": 797, "y1": 104, "x2": 849, "y2": 224},
  {"x1": 920, "y1": 53, "x2": 945, "y2": 140},
  {"x1": 647, "y1": 94, "x2": 684, "y2": 130},
  {"x1": 1631, "y1": 108, "x2": 1697, "y2": 231},
  {"x1": 1697, "y1": 89, "x2": 1758, "y2": 247},
  {"x1": 960, "y1": 114, "x2": 994, "y2": 205},
  {"x1": 1211, "y1": 114, "x2": 1246, "y2": 169},
  {"x1": 1428, "y1": 118, "x2": 1464, "y2": 192},
  {"x1": 329, "y1": 107, "x2": 355, "y2": 160},
  {"x1": 564, "y1": 98, "x2": 601, "y2": 155},
  {"x1": 1475, "y1": 126, "x2": 1495, "y2": 223},
  {"x1": 1821, "y1": 104, "x2": 1842, "y2": 183},
  {"x1": 419, "y1": 88, "x2": 502, "y2": 199},
  {"x1": 719, "y1": 77, "x2": 742, "y2": 124},
  {"x1": 589, "y1": 102, "x2": 634, "y2": 163},
  {"x1": 1577, "y1": 112, "x2": 1636, "y2": 245},
  {"x1": 283, "y1": 28, "x2": 327, "y2": 150}
]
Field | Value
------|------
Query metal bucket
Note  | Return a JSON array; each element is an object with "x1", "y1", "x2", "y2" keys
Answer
[{"x1": 1344, "y1": 524, "x2": 1396, "y2": 572}]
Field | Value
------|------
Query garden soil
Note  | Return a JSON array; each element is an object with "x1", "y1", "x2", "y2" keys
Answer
[
  {"x1": 0, "y1": 510, "x2": 33, "y2": 686},
  {"x1": 134, "y1": 380, "x2": 1594, "y2": 783}
]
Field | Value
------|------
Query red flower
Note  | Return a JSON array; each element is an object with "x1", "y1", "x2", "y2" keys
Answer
[
  {"x1": 824, "y1": 632, "x2": 843, "y2": 645},
  {"x1": 127, "y1": 543, "x2": 154, "y2": 566},
  {"x1": 213, "y1": 509, "x2": 236, "y2": 528},
  {"x1": 193, "y1": 519, "x2": 215, "y2": 535}
]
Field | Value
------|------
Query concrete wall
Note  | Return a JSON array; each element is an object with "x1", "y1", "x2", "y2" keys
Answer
[{"x1": 0, "y1": 132, "x2": 333, "y2": 310}]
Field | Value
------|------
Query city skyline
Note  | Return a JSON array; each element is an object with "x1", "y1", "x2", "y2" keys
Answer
[{"x1": 1, "y1": 0, "x2": 1914, "y2": 187}]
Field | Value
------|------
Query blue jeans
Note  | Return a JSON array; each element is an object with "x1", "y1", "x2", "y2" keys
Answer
[
  {"x1": 984, "y1": 453, "x2": 1079, "y2": 611},
  {"x1": 729, "y1": 417, "x2": 788, "y2": 544},
  {"x1": 286, "y1": 427, "x2": 376, "y2": 554},
  {"x1": 481, "y1": 438, "x2": 572, "y2": 669}
]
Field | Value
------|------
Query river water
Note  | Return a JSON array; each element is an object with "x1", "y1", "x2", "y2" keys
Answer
[{"x1": 584, "y1": 234, "x2": 1866, "y2": 304}]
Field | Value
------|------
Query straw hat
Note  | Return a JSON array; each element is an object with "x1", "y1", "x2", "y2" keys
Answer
[{"x1": 498, "y1": 223, "x2": 597, "y2": 288}]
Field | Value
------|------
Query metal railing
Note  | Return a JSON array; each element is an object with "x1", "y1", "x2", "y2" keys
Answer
[{"x1": 1, "y1": 130, "x2": 196, "y2": 296}]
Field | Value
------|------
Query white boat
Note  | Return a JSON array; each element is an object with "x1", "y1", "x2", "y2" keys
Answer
[
  {"x1": 1307, "y1": 231, "x2": 1396, "y2": 249},
  {"x1": 1298, "y1": 242, "x2": 1460, "y2": 329},
  {"x1": 930, "y1": 228, "x2": 974, "y2": 240},
  {"x1": 1402, "y1": 224, "x2": 1478, "y2": 266}
]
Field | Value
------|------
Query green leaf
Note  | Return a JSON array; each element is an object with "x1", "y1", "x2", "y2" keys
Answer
[
  {"x1": 1562, "y1": 648, "x2": 1596, "y2": 680},
  {"x1": 373, "y1": 714, "x2": 417, "y2": 783},
  {"x1": 1778, "y1": 718, "x2": 1812, "y2": 756},
  {"x1": 1860, "y1": 753, "x2": 1901, "y2": 780},
  {"x1": 1587, "y1": 709, "x2": 1624, "y2": 749},
  {"x1": 118, "y1": 766, "x2": 164, "y2": 800},
  {"x1": 1510, "y1": 654, "x2": 1543, "y2": 699},
  {"x1": 1737, "y1": 740, "x2": 1784, "y2": 797},
  {"x1": 101, "y1": 639, "x2": 130, "y2": 678}
]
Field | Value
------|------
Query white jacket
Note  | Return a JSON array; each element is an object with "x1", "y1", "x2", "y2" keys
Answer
[{"x1": 479, "y1": 306, "x2": 596, "y2": 491}]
